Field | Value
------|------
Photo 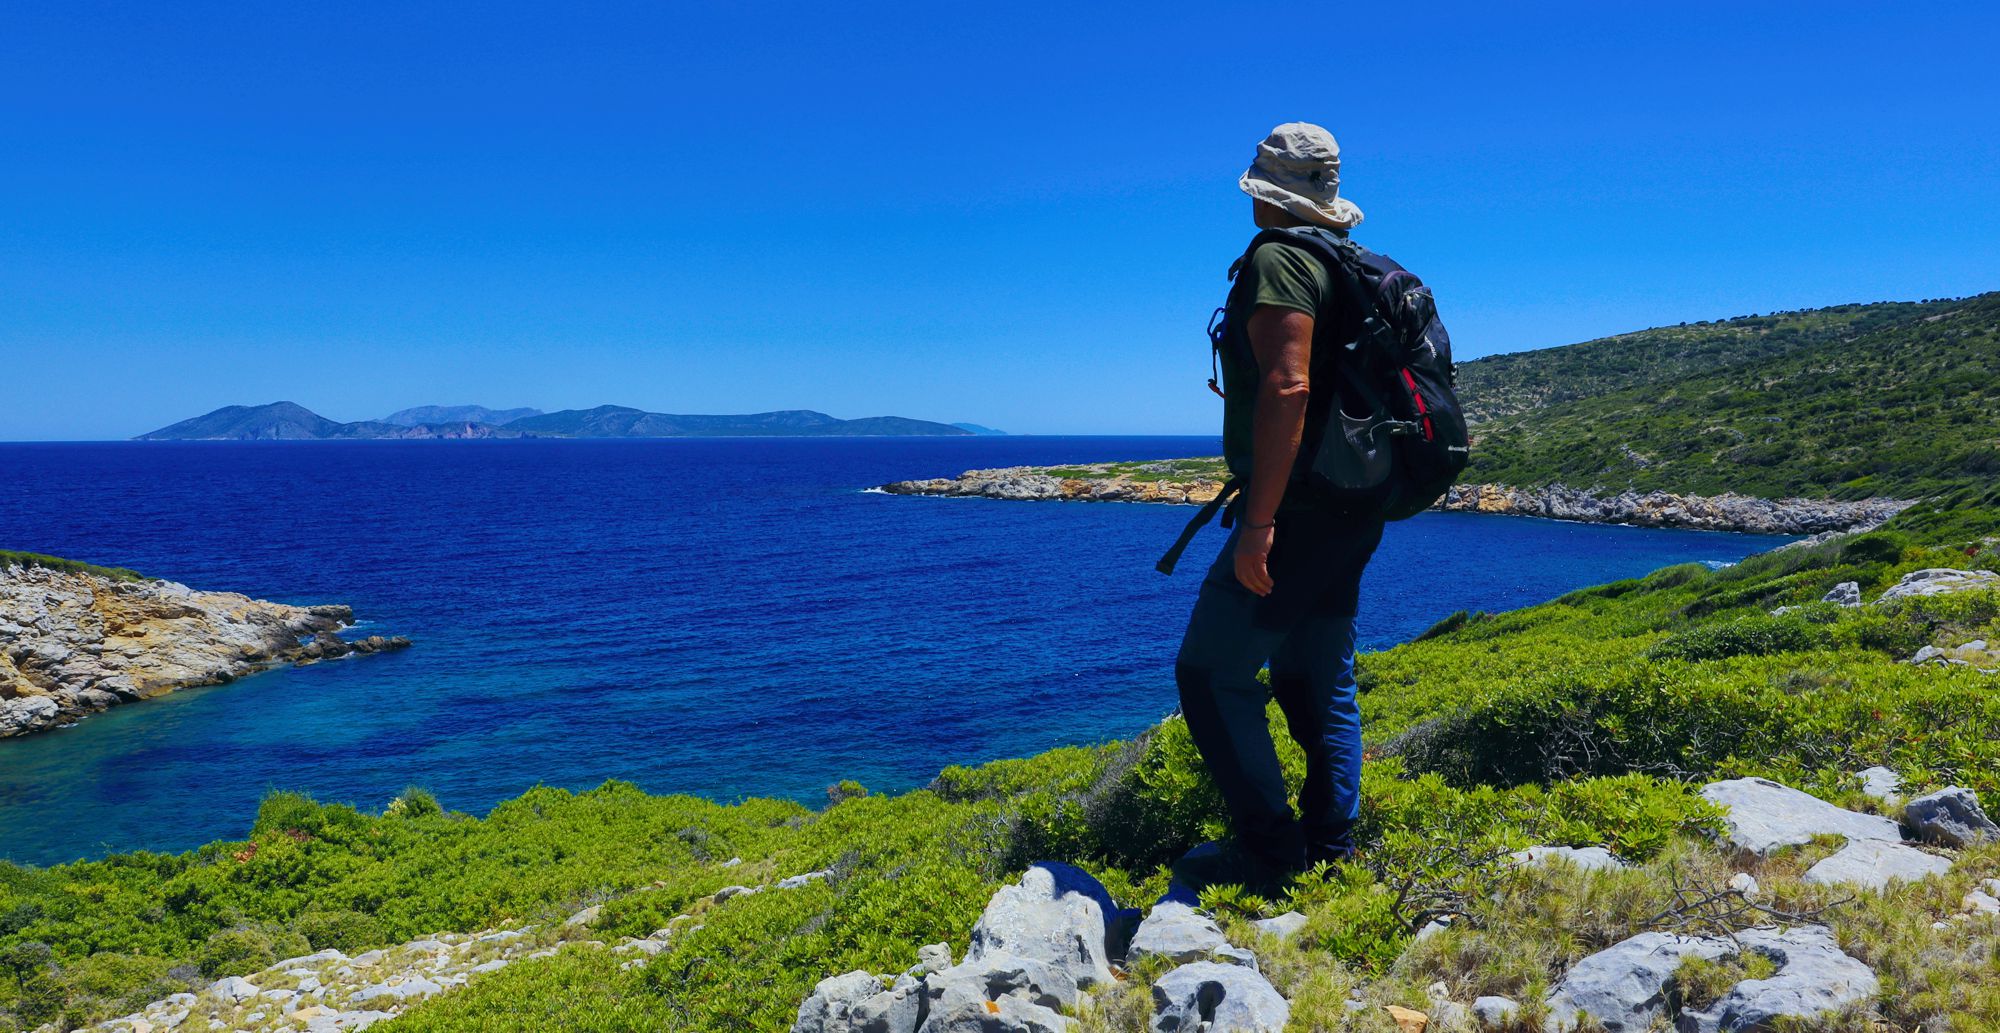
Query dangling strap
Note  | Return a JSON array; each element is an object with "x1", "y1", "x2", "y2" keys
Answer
[{"x1": 1156, "y1": 478, "x2": 1241, "y2": 575}]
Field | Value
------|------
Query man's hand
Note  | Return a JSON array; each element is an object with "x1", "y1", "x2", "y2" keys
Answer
[{"x1": 1234, "y1": 522, "x2": 1276, "y2": 596}]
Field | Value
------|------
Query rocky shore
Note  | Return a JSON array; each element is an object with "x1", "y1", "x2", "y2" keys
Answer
[
  {"x1": 879, "y1": 463, "x2": 1914, "y2": 536},
  {"x1": 0, "y1": 561, "x2": 409, "y2": 738}
]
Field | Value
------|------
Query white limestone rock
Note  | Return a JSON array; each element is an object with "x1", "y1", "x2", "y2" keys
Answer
[
  {"x1": 208, "y1": 976, "x2": 260, "y2": 1002},
  {"x1": 1544, "y1": 931, "x2": 1736, "y2": 1031},
  {"x1": 1127, "y1": 901, "x2": 1228, "y2": 965},
  {"x1": 1699, "y1": 778, "x2": 1901, "y2": 855},
  {"x1": 1471, "y1": 996, "x2": 1520, "y2": 1029},
  {"x1": 1803, "y1": 839, "x2": 1952, "y2": 890},
  {"x1": 1148, "y1": 961, "x2": 1289, "y2": 1033},
  {"x1": 1855, "y1": 766, "x2": 1903, "y2": 806},
  {"x1": 920, "y1": 955, "x2": 1073, "y2": 1032},
  {"x1": 1252, "y1": 911, "x2": 1307, "y2": 942},
  {"x1": 964, "y1": 863, "x2": 1119, "y2": 991},
  {"x1": 1510, "y1": 845, "x2": 1627, "y2": 872},
  {"x1": 1677, "y1": 926, "x2": 1878, "y2": 1033},
  {"x1": 1875, "y1": 567, "x2": 2000, "y2": 603}
]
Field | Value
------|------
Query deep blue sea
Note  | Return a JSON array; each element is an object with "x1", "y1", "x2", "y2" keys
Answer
[{"x1": 0, "y1": 438, "x2": 1792, "y2": 866}]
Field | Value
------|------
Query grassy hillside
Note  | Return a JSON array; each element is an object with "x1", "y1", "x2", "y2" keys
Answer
[
  {"x1": 1455, "y1": 299, "x2": 1963, "y2": 424},
  {"x1": 974, "y1": 294, "x2": 1997, "y2": 504},
  {"x1": 6, "y1": 486, "x2": 2000, "y2": 1030},
  {"x1": 1468, "y1": 293, "x2": 2000, "y2": 498}
]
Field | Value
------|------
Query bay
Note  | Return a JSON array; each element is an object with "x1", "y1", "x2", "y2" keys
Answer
[{"x1": 0, "y1": 438, "x2": 1790, "y2": 865}]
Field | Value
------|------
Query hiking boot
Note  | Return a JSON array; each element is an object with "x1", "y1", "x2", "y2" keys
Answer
[{"x1": 1166, "y1": 840, "x2": 1293, "y2": 901}]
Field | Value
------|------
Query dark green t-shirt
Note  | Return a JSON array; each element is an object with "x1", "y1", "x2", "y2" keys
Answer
[{"x1": 1219, "y1": 241, "x2": 1335, "y2": 481}]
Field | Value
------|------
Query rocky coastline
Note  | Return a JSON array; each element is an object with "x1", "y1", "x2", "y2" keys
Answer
[
  {"x1": 878, "y1": 463, "x2": 1915, "y2": 536},
  {"x1": 0, "y1": 561, "x2": 409, "y2": 738}
]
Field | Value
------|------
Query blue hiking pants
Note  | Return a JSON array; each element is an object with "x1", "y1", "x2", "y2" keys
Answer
[{"x1": 1174, "y1": 509, "x2": 1383, "y2": 873}]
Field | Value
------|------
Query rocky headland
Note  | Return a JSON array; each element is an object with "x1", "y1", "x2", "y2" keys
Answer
[
  {"x1": 0, "y1": 560, "x2": 409, "y2": 738},
  {"x1": 879, "y1": 462, "x2": 1915, "y2": 536}
]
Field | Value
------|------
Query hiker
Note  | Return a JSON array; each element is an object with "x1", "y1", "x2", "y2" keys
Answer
[{"x1": 1172, "y1": 123, "x2": 1387, "y2": 886}]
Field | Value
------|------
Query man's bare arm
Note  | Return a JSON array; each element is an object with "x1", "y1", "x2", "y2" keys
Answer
[{"x1": 1233, "y1": 305, "x2": 1313, "y2": 596}]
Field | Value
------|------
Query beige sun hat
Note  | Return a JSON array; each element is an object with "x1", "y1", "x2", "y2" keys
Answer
[{"x1": 1238, "y1": 122, "x2": 1363, "y2": 230}]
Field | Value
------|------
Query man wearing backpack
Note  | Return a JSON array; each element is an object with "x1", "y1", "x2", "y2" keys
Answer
[{"x1": 1168, "y1": 123, "x2": 1392, "y2": 889}]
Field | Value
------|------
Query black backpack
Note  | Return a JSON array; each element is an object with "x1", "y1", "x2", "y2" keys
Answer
[{"x1": 1157, "y1": 227, "x2": 1469, "y2": 575}]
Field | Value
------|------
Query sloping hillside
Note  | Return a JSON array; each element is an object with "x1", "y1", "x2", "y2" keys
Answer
[
  {"x1": 1456, "y1": 299, "x2": 1962, "y2": 423},
  {"x1": 1467, "y1": 293, "x2": 2000, "y2": 498}
]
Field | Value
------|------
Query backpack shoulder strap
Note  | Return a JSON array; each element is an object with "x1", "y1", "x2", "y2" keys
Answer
[
  {"x1": 1243, "y1": 227, "x2": 1380, "y2": 363},
  {"x1": 1155, "y1": 478, "x2": 1241, "y2": 575}
]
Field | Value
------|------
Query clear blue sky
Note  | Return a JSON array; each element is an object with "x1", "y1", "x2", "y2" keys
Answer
[{"x1": 3, "y1": 2, "x2": 1996, "y2": 440}]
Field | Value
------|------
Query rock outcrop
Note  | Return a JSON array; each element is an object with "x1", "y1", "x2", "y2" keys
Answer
[
  {"x1": 1148, "y1": 961, "x2": 1288, "y2": 1033},
  {"x1": 963, "y1": 863, "x2": 1129, "y2": 993},
  {"x1": 1127, "y1": 902, "x2": 1229, "y2": 965},
  {"x1": 878, "y1": 464, "x2": 1911, "y2": 536},
  {"x1": 1435, "y1": 484, "x2": 1912, "y2": 535},
  {"x1": 1903, "y1": 786, "x2": 2000, "y2": 847},
  {"x1": 84, "y1": 864, "x2": 834, "y2": 1033},
  {"x1": 794, "y1": 863, "x2": 1291, "y2": 1033},
  {"x1": 0, "y1": 562, "x2": 408, "y2": 737},
  {"x1": 1699, "y1": 778, "x2": 1903, "y2": 855},
  {"x1": 1875, "y1": 567, "x2": 2000, "y2": 603},
  {"x1": 1544, "y1": 926, "x2": 1876, "y2": 1033},
  {"x1": 1801, "y1": 839, "x2": 1952, "y2": 890},
  {"x1": 1544, "y1": 931, "x2": 1738, "y2": 1031}
]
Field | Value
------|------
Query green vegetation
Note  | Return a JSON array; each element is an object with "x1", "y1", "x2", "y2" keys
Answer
[
  {"x1": 1038, "y1": 458, "x2": 1229, "y2": 482},
  {"x1": 4, "y1": 487, "x2": 1999, "y2": 1030},
  {"x1": 0, "y1": 550, "x2": 144, "y2": 583},
  {"x1": 1011, "y1": 294, "x2": 2000, "y2": 503},
  {"x1": 1467, "y1": 294, "x2": 2000, "y2": 498},
  {"x1": 1452, "y1": 299, "x2": 1963, "y2": 424}
]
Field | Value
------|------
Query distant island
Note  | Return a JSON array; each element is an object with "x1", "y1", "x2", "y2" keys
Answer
[{"x1": 136, "y1": 402, "x2": 987, "y2": 441}]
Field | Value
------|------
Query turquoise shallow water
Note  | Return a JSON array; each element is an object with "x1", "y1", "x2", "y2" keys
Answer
[{"x1": 0, "y1": 437, "x2": 1793, "y2": 866}]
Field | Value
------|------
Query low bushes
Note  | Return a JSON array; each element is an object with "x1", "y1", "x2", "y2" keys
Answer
[{"x1": 1646, "y1": 613, "x2": 1829, "y2": 662}]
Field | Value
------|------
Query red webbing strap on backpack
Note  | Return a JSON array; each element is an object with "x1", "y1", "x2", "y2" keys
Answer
[{"x1": 1155, "y1": 478, "x2": 1240, "y2": 575}]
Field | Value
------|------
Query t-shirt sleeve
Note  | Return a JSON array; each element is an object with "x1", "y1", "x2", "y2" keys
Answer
[{"x1": 1247, "y1": 243, "x2": 1326, "y2": 317}]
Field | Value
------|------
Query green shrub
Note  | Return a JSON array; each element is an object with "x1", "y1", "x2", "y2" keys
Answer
[
  {"x1": 1414, "y1": 610, "x2": 1480, "y2": 641},
  {"x1": 295, "y1": 909, "x2": 385, "y2": 953},
  {"x1": 1840, "y1": 531, "x2": 1910, "y2": 566},
  {"x1": 385, "y1": 787, "x2": 443, "y2": 818},
  {"x1": 824, "y1": 780, "x2": 869, "y2": 807},
  {"x1": 1833, "y1": 610, "x2": 1934, "y2": 657},
  {"x1": 194, "y1": 925, "x2": 306, "y2": 977},
  {"x1": 1647, "y1": 614, "x2": 1829, "y2": 662}
]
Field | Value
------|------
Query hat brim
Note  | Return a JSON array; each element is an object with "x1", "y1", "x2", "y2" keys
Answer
[{"x1": 1239, "y1": 169, "x2": 1363, "y2": 230}]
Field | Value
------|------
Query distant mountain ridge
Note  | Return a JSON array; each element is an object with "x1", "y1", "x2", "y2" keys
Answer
[{"x1": 136, "y1": 403, "x2": 975, "y2": 441}]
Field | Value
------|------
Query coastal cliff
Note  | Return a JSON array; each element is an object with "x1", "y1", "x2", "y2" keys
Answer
[
  {"x1": 879, "y1": 461, "x2": 1914, "y2": 535},
  {"x1": 0, "y1": 559, "x2": 409, "y2": 737}
]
